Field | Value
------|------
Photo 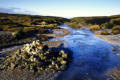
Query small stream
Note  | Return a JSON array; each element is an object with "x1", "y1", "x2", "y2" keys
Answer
[{"x1": 50, "y1": 24, "x2": 119, "y2": 80}]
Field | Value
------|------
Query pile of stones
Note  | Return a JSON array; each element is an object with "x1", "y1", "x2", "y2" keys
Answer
[{"x1": 0, "y1": 40, "x2": 71, "y2": 72}]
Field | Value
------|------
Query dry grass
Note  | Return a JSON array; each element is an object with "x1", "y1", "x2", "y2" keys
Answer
[{"x1": 90, "y1": 25, "x2": 100, "y2": 31}]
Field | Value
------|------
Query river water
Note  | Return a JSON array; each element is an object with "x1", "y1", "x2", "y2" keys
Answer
[{"x1": 50, "y1": 24, "x2": 119, "y2": 80}]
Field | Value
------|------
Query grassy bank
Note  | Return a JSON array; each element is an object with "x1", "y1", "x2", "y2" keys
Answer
[{"x1": 69, "y1": 15, "x2": 120, "y2": 35}]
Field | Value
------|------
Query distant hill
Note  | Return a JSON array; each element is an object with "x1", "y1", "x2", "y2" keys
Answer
[
  {"x1": 71, "y1": 14, "x2": 120, "y2": 25},
  {"x1": 0, "y1": 13, "x2": 69, "y2": 27}
]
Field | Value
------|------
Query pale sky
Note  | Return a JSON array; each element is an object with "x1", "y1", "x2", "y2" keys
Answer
[{"x1": 0, "y1": 0, "x2": 120, "y2": 18}]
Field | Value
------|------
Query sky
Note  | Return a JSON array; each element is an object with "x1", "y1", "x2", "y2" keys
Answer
[{"x1": 0, "y1": 0, "x2": 120, "y2": 18}]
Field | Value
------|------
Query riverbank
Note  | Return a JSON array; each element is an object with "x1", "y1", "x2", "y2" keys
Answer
[
  {"x1": 0, "y1": 28, "x2": 71, "y2": 54},
  {"x1": 95, "y1": 32, "x2": 120, "y2": 56}
]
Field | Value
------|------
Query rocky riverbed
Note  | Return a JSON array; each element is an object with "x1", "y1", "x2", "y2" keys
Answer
[{"x1": 48, "y1": 24, "x2": 120, "y2": 80}]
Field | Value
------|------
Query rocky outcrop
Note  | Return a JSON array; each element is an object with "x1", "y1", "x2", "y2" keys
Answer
[{"x1": 0, "y1": 40, "x2": 71, "y2": 72}]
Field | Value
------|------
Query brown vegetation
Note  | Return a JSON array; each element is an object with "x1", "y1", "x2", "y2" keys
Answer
[
  {"x1": 90, "y1": 25, "x2": 100, "y2": 31},
  {"x1": 0, "y1": 13, "x2": 69, "y2": 48}
]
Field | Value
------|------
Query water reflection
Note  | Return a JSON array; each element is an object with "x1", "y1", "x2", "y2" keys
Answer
[{"x1": 50, "y1": 24, "x2": 118, "y2": 80}]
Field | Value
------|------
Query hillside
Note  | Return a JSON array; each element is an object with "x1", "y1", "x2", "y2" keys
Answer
[
  {"x1": 0, "y1": 13, "x2": 69, "y2": 49},
  {"x1": 69, "y1": 15, "x2": 120, "y2": 35}
]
